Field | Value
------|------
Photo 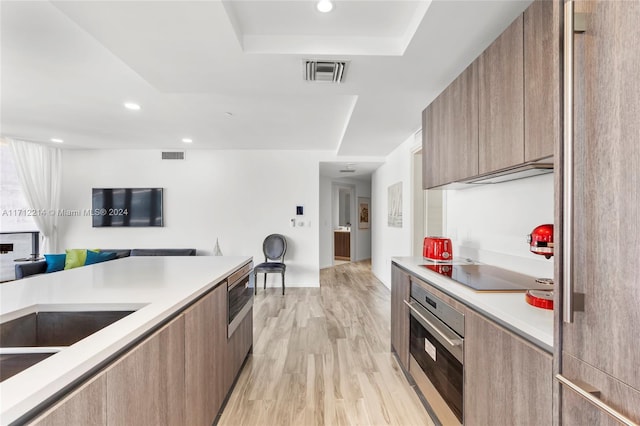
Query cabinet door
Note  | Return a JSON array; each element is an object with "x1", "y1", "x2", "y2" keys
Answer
[
  {"x1": 105, "y1": 315, "x2": 185, "y2": 425},
  {"x1": 423, "y1": 98, "x2": 442, "y2": 188},
  {"x1": 446, "y1": 60, "x2": 478, "y2": 183},
  {"x1": 560, "y1": 353, "x2": 640, "y2": 425},
  {"x1": 465, "y1": 310, "x2": 552, "y2": 426},
  {"x1": 560, "y1": 0, "x2": 640, "y2": 421},
  {"x1": 225, "y1": 307, "x2": 253, "y2": 391},
  {"x1": 184, "y1": 284, "x2": 227, "y2": 426},
  {"x1": 30, "y1": 374, "x2": 106, "y2": 426},
  {"x1": 478, "y1": 15, "x2": 524, "y2": 174},
  {"x1": 422, "y1": 62, "x2": 478, "y2": 189},
  {"x1": 390, "y1": 263, "x2": 410, "y2": 370},
  {"x1": 523, "y1": 0, "x2": 561, "y2": 162}
]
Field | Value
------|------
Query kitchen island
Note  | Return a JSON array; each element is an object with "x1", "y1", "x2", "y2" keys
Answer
[{"x1": 0, "y1": 256, "x2": 253, "y2": 425}]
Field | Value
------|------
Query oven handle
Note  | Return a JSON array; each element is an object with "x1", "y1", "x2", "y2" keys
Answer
[
  {"x1": 228, "y1": 272, "x2": 251, "y2": 291},
  {"x1": 404, "y1": 299, "x2": 463, "y2": 347}
]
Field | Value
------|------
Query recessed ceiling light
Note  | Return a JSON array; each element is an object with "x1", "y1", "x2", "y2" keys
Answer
[
  {"x1": 124, "y1": 102, "x2": 141, "y2": 111},
  {"x1": 50, "y1": 138, "x2": 64, "y2": 143},
  {"x1": 182, "y1": 138, "x2": 193, "y2": 143},
  {"x1": 317, "y1": 0, "x2": 333, "y2": 13},
  {"x1": 225, "y1": 112, "x2": 234, "y2": 118}
]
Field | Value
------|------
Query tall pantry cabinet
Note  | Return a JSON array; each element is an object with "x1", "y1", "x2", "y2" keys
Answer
[{"x1": 556, "y1": 0, "x2": 640, "y2": 424}]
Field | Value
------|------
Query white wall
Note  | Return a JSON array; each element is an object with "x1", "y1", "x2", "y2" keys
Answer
[
  {"x1": 58, "y1": 149, "x2": 324, "y2": 287},
  {"x1": 445, "y1": 173, "x2": 555, "y2": 278},
  {"x1": 318, "y1": 176, "x2": 371, "y2": 268},
  {"x1": 371, "y1": 134, "x2": 418, "y2": 288}
]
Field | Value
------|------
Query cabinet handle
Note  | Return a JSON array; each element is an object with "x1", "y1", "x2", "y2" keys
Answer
[
  {"x1": 562, "y1": 0, "x2": 575, "y2": 323},
  {"x1": 556, "y1": 374, "x2": 639, "y2": 426},
  {"x1": 403, "y1": 299, "x2": 462, "y2": 347}
]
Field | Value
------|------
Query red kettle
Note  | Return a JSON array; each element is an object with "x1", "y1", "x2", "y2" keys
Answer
[{"x1": 527, "y1": 224, "x2": 554, "y2": 259}]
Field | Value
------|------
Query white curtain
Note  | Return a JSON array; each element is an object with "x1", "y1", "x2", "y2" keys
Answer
[{"x1": 9, "y1": 139, "x2": 62, "y2": 253}]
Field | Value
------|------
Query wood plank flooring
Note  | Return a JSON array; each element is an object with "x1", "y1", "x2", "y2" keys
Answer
[{"x1": 218, "y1": 261, "x2": 434, "y2": 426}]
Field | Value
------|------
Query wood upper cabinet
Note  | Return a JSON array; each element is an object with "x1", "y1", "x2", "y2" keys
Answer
[
  {"x1": 104, "y1": 315, "x2": 185, "y2": 426},
  {"x1": 423, "y1": 61, "x2": 478, "y2": 189},
  {"x1": 478, "y1": 14, "x2": 524, "y2": 174},
  {"x1": 464, "y1": 310, "x2": 552, "y2": 426},
  {"x1": 558, "y1": 1, "x2": 640, "y2": 423},
  {"x1": 184, "y1": 284, "x2": 227, "y2": 426},
  {"x1": 390, "y1": 263, "x2": 410, "y2": 370},
  {"x1": 523, "y1": 0, "x2": 561, "y2": 162}
]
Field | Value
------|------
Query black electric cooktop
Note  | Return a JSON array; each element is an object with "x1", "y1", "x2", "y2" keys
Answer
[{"x1": 422, "y1": 262, "x2": 553, "y2": 293}]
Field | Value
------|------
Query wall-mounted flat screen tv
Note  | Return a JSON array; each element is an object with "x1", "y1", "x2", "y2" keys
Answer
[{"x1": 92, "y1": 188, "x2": 163, "y2": 227}]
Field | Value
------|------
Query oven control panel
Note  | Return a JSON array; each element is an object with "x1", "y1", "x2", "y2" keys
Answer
[{"x1": 410, "y1": 281, "x2": 465, "y2": 337}]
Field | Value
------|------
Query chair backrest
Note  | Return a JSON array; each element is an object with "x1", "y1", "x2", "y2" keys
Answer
[{"x1": 263, "y1": 234, "x2": 287, "y2": 262}]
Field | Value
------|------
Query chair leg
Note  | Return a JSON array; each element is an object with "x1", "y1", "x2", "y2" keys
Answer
[
  {"x1": 254, "y1": 272, "x2": 257, "y2": 295},
  {"x1": 282, "y1": 272, "x2": 285, "y2": 295},
  {"x1": 264, "y1": 273, "x2": 267, "y2": 290}
]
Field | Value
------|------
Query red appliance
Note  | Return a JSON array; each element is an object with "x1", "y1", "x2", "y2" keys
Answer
[
  {"x1": 423, "y1": 237, "x2": 452, "y2": 261},
  {"x1": 527, "y1": 224, "x2": 554, "y2": 259},
  {"x1": 425, "y1": 264, "x2": 453, "y2": 277},
  {"x1": 525, "y1": 290, "x2": 554, "y2": 310}
]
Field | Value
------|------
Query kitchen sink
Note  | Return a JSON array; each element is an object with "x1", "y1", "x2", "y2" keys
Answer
[{"x1": 0, "y1": 307, "x2": 139, "y2": 381}]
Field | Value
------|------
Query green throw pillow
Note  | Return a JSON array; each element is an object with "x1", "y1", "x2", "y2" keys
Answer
[{"x1": 64, "y1": 249, "x2": 88, "y2": 269}]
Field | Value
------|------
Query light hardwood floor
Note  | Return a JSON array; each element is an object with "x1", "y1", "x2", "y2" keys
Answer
[{"x1": 218, "y1": 261, "x2": 434, "y2": 426}]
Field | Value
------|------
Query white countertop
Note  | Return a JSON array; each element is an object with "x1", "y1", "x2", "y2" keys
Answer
[
  {"x1": 0, "y1": 256, "x2": 251, "y2": 425},
  {"x1": 392, "y1": 257, "x2": 553, "y2": 353}
]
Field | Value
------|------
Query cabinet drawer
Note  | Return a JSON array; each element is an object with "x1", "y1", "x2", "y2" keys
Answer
[{"x1": 559, "y1": 353, "x2": 640, "y2": 425}]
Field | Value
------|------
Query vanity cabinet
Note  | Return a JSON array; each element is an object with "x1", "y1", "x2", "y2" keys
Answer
[
  {"x1": 464, "y1": 310, "x2": 552, "y2": 426},
  {"x1": 334, "y1": 231, "x2": 350, "y2": 260},
  {"x1": 390, "y1": 263, "x2": 410, "y2": 370}
]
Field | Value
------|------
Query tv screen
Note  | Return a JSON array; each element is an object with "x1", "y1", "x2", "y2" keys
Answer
[{"x1": 92, "y1": 188, "x2": 163, "y2": 227}]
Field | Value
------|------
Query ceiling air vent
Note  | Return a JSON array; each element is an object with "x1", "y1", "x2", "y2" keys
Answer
[
  {"x1": 304, "y1": 60, "x2": 346, "y2": 83},
  {"x1": 339, "y1": 164, "x2": 356, "y2": 173},
  {"x1": 162, "y1": 151, "x2": 185, "y2": 160}
]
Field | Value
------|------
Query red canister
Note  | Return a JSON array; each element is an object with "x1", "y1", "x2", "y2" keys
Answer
[{"x1": 423, "y1": 237, "x2": 453, "y2": 261}]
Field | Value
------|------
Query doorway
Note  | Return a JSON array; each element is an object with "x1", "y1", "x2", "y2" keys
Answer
[{"x1": 334, "y1": 184, "x2": 355, "y2": 263}]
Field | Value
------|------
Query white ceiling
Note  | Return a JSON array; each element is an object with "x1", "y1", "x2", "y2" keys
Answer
[{"x1": 0, "y1": 0, "x2": 532, "y2": 157}]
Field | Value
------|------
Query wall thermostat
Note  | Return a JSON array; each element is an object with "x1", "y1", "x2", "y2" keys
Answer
[{"x1": 296, "y1": 206, "x2": 304, "y2": 216}]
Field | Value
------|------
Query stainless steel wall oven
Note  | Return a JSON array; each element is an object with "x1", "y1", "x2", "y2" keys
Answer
[
  {"x1": 406, "y1": 281, "x2": 465, "y2": 424},
  {"x1": 227, "y1": 263, "x2": 253, "y2": 338}
]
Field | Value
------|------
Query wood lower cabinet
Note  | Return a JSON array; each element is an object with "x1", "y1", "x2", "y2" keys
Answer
[
  {"x1": 464, "y1": 310, "x2": 552, "y2": 426},
  {"x1": 334, "y1": 231, "x2": 350, "y2": 260},
  {"x1": 105, "y1": 315, "x2": 185, "y2": 425},
  {"x1": 390, "y1": 263, "x2": 410, "y2": 370},
  {"x1": 26, "y1": 264, "x2": 254, "y2": 426},
  {"x1": 30, "y1": 375, "x2": 107, "y2": 426},
  {"x1": 225, "y1": 307, "x2": 253, "y2": 391},
  {"x1": 478, "y1": 14, "x2": 525, "y2": 174},
  {"x1": 184, "y1": 284, "x2": 227, "y2": 426}
]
